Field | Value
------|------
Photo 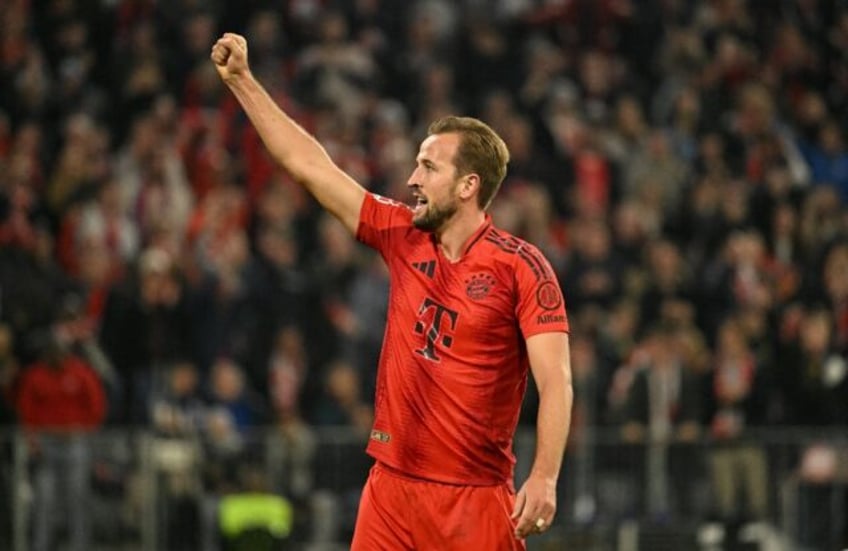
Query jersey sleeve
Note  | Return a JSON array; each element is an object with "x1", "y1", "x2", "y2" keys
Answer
[
  {"x1": 356, "y1": 192, "x2": 413, "y2": 257},
  {"x1": 514, "y1": 243, "x2": 569, "y2": 337}
]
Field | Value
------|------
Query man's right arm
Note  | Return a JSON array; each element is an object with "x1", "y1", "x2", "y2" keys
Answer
[{"x1": 211, "y1": 33, "x2": 366, "y2": 234}]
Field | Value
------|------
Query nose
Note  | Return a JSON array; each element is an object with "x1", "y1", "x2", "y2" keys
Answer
[{"x1": 407, "y1": 167, "x2": 420, "y2": 188}]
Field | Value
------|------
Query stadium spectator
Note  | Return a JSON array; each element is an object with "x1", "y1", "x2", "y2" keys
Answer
[
  {"x1": 620, "y1": 323, "x2": 703, "y2": 519},
  {"x1": 705, "y1": 317, "x2": 770, "y2": 523},
  {"x1": 15, "y1": 313, "x2": 107, "y2": 551},
  {"x1": 99, "y1": 247, "x2": 193, "y2": 423}
]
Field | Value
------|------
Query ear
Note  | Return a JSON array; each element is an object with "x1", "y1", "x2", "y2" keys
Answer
[{"x1": 458, "y1": 173, "x2": 480, "y2": 201}]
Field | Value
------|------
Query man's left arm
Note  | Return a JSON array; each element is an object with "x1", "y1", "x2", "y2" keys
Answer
[{"x1": 512, "y1": 331, "x2": 573, "y2": 539}]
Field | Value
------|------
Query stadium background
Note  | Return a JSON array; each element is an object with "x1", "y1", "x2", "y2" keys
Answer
[{"x1": 1, "y1": 0, "x2": 847, "y2": 549}]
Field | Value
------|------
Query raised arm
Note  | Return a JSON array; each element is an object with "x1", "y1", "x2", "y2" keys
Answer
[
  {"x1": 210, "y1": 33, "x2": 366, "y2": 234},
  {"x1": 512, "y1": 332, "x2": 573, "y2": 539}
]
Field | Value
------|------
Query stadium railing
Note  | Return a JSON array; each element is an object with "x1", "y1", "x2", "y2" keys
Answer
[{"x1": 0, "y1": 426, "x2": 845, "y2": 551}]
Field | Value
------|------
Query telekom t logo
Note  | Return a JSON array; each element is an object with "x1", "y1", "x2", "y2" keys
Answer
[{"x1": 413, "y1": 297, "x2": 458, "y2": 362}]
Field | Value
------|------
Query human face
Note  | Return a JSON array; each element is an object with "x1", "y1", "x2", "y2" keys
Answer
[{"x1": 407, "y1": 133, "x2": 463, "y2": 232}]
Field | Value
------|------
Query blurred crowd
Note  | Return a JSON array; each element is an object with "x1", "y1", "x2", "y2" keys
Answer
[{"x1": 0, "y1": 0, "x2": 847, "y2": 530}]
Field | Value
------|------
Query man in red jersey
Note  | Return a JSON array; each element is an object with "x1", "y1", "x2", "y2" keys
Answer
[{"x1": 212, "y1": 32, "x2": 573, "y2": 549}]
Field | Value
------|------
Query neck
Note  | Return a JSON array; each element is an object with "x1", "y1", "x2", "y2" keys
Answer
[{"x1": 435, "y1": 209, "x2": 487, "y2": 262}]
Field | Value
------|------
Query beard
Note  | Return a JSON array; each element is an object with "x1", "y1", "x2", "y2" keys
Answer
[{"x1": 412, "y1": 198, "x2": 458, "y2": 232}]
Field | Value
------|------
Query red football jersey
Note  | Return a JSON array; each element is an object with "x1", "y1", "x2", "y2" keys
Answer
[{"x1": 356, "y1": 193, "x2": 569, "y2": 486}]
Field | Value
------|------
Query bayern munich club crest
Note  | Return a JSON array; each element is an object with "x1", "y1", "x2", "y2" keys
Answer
[{"x1": 465, "y1": 272, "x2": 496, "y2": 300}]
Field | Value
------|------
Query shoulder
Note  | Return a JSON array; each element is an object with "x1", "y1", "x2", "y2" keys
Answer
[
  {"x1": 481, "y1": 227, "x2": 555, "y2": 275},
  {"x1": 360, "y1": 192, "x2": 432, "y2": 246},
  {"x1": 365, "y1": 193, "x2": 414, "y2": 222},
  {"x1": 359, "y1": 193, "x2": 415, "y2": 234}
]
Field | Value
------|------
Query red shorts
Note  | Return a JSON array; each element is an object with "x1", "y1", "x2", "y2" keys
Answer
[{"x1": 350, "y1": 462, "x2": 526, "y2": 551}]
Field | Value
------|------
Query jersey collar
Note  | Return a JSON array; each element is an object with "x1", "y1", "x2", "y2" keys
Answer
[{"x1": 430, "y1": 215, "x2": 492, "y2": 260}]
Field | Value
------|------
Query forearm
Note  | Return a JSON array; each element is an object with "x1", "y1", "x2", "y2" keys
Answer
[
  {"x1": 227, "y1": 73, "x2": 325, "y2": 177},
  {"x1": 225, "y1": 72, "x2": 364, "y2": 230},
  {"x1": 531, "y1": 372, "x2": 573, "y2": 482}
]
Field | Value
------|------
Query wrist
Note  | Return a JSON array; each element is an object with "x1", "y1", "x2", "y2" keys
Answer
[
  {"x1": 225, "y1": 70, "x2": 254, "y2": 90},
  {"x1": 529, "y1": 469, "x2": 558, "y2": 485}
]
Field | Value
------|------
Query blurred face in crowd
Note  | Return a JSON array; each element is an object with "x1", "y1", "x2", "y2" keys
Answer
[
  {"x1": 615, "y1": 96, "x2": 645, "y2": 138},
  {"x1": 819, "y1": 122, "x2": 845, "y2": 154},
  {"x1": 581, "y1": 221, "x2": 611, "y2": 260},
  {"x1": 212, "y1": 359, "x2": 244, "y2": 402},
  {"x1": 717, "y1": 320, "x2": 748, "y2": 358},
  {"x1": 170, "y1": 362, "x2": 199, "y2": 397},
  {"x1": 824, "y1": 244, "x2": 848, "y2": 301},
  {"x1": 326, "y1": 361, "x2": 360, "y2": 406},
  {"x1": 800, "y1": 310, "x2": 832, "y2": 356},
  {"x1": 77, "y1": 243, "x2": 110, "y2": 287},
  {"x1": 258, "y1": 226, "x2": 297, "y2": 267},
  {"x1": 139, "y1": 248, "x2": 180, "y2": 306}
]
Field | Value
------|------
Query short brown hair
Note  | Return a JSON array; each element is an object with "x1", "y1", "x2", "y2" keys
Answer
[{"x1": 427, "y1": 116, "x2": 510, "y2": 210}]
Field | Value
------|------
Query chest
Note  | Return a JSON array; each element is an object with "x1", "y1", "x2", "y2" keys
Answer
[
  {"x1": 389, "y1": 253, "x2": 517, "y2": 356},
  {"x1": 33, "y1": 370, "x2": 85, "y2": 400}
]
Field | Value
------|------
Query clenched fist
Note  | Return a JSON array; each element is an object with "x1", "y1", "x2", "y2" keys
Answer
[{"x1": 210, "y1": 32, "x2": 250, "y2": 83}]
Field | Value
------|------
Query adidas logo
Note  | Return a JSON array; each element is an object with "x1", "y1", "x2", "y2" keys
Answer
[{"x1": 412, "y1": 260, "x2": 436, "y2": 278}]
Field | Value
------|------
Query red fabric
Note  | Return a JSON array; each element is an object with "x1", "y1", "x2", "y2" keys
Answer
[
  {"x1": 351, "y1": 462, "x2": 525, "y2": 551},
  {"x1": 56, "y1": 210, "x2": 80, "y2": 275},
  {"x1": 356, "y1": 193, "x2": 569, "y2": 485},
  {"x1": 85, "y1": 285, "x2": 110, "y2": 325},
  {"x1": 835, "y1": 301, "x2": 848, "y2": 351},
  {"x1": 16, "y1": 356, "x2": 107, "y2": 430},
  {"x1": 241, "y1": 124, "x2": 277, "y2": 203},
  {"x1": 574, "y1": 151, "x2": 611, "y2": 215}
]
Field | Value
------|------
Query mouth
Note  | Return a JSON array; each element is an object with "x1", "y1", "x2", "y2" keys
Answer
[{"x1": 412, "y1": 194, "x2": 428, "y2": 214}]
